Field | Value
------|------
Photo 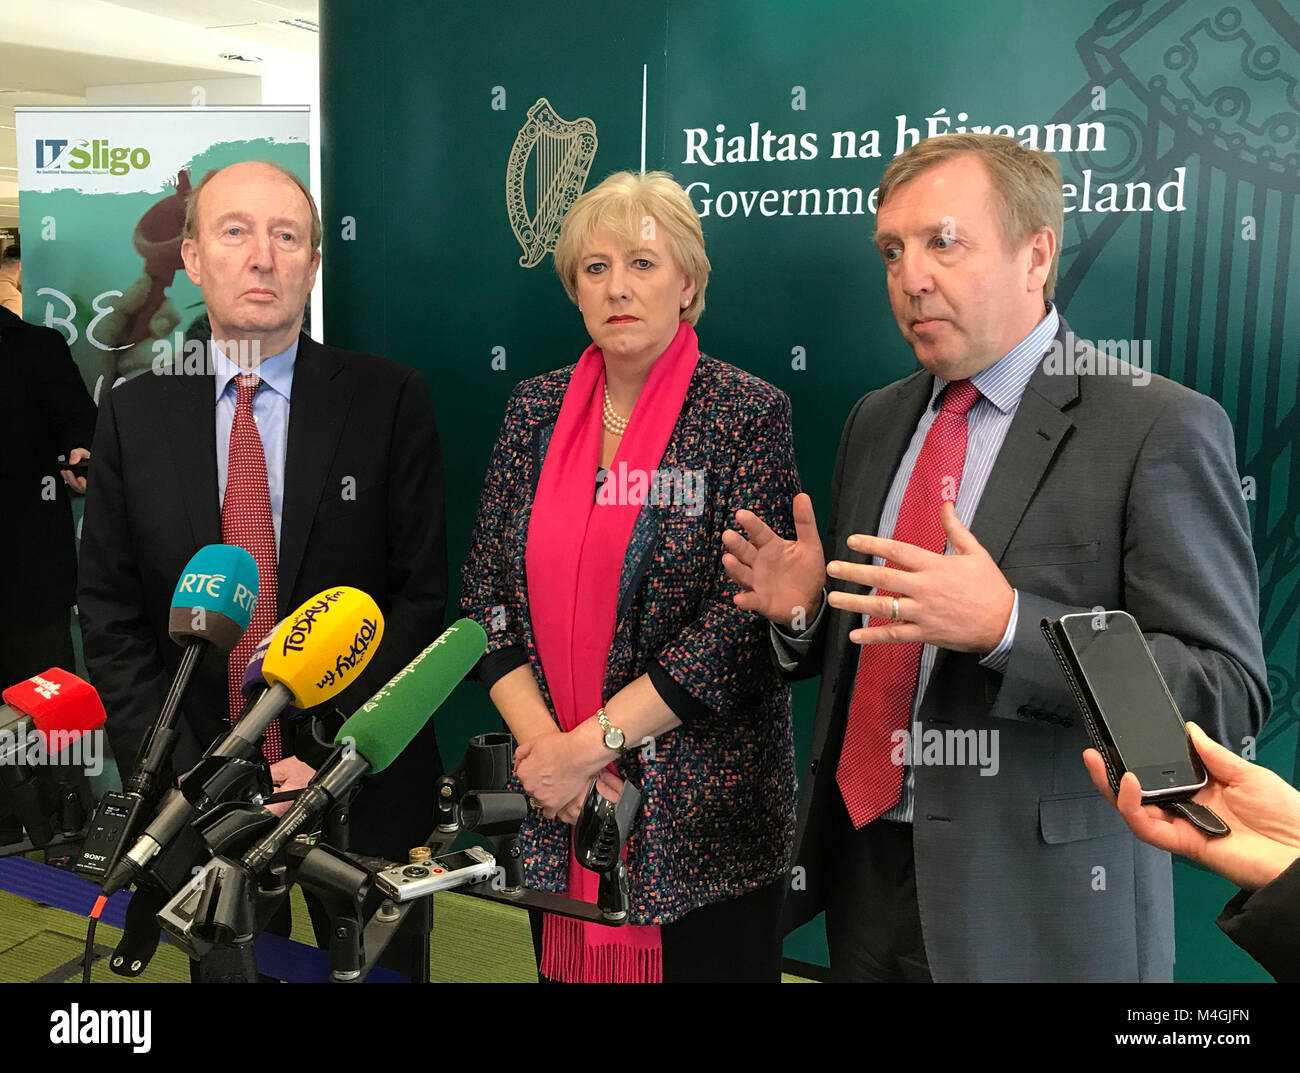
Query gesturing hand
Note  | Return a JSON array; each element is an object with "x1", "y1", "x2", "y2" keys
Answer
[
  {"x1": 825, "y1": 501, "x2": 1014, "y2": 654},
  {"x1": 1084, "y1": 722, "x2": 1300, "y2": 891},
  {"x1": 722, "y1": 493, "x2": 826, "y2": 630}
]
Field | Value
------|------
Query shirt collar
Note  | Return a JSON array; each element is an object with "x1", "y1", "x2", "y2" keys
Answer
[
  {"x1": 930, "y1": 301, "x2": 1059, "y2": 415},
  {"x1": 213, "y1": 336, "x2": 299, "y2": 402}
]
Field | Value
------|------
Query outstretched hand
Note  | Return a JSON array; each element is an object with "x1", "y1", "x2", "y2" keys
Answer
[
  {"x1": 722, "y1": 493, "x2": 826, "y2": 630},
  {"x1": 825, "y1": 501, "x2": 1014, "y2": 654}
]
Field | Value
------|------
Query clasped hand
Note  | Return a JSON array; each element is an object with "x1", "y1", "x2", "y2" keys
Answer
[{"x1": 514, "y1": 731, "x2": 622, "y2": 824}]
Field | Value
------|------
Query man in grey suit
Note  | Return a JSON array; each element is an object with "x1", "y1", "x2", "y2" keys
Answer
[{"x1": 722, "y1": 133, "x2": 1269, "y2": 981}]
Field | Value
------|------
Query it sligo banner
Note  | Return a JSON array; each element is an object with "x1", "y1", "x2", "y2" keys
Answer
[{"x1": 15, "y1": 106, "x2": 309, "y2": 402}]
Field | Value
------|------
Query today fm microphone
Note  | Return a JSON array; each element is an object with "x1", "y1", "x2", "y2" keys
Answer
[
  {"x1": 101, "y1": 587, "x2": 385, "y2": 896},
  {"x1": 75, "y1": 545, "x2": 257, "y2": 883},
  {"x1": 0, "y1": 670, "x2": 107, "y2": 849},
  {"x1": 239, "y1": 617, "x2": 488, "y2": 877}
]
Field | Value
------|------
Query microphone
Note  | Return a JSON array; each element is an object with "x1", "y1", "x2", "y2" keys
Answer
[
  {"x1": 128, "y1": 544, "x2": 259, "y2": 799},
  {"x1": 102, "y1": 587, "x2": 385, "y2": 895},
  {"x1": 240, "y1": 617, "x2": 487, "y2": 876},
  {"x1": 225, "y1": 586, "x2": 386, "y2": 758},
  {"x1": 75, "y1": 546, "x2": 257, "y2": 883},
  {"x1": 0, "y1": 670, "x2": 107, "y2": 848},
  {"x1": 169, "y1": 619, "x2": 487, "y2": 951}
]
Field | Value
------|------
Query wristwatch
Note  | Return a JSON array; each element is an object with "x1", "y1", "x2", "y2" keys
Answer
[{"x1": 596, "y1": 707, "x2": 627, "y2": 755}]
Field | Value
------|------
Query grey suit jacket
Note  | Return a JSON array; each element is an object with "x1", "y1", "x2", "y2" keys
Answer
[{"x1": 779, "y1": 317, "x2": 1270, "y2": 982}]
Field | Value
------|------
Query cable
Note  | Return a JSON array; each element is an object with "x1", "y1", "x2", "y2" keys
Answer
[{"x1": 83, "y1": 893, "x2": 107, "y2": 984}]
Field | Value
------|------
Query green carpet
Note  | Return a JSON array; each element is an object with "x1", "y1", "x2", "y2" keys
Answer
[{"x1": 0, "y1": 877, "x2": 809, "y2": 982}]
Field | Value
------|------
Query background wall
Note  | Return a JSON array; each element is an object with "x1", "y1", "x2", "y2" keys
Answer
[{"x1": 319, "y1": 0, "x2": 1299, "y2": 978}]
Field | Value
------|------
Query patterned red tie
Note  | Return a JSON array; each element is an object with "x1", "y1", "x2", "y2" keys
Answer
[
  {"x1": 836, "y1": 379, "x2": 981, "y2": 828},
  {"x1": 222, "y1": 373, "x2": 282, "y2": 763}
]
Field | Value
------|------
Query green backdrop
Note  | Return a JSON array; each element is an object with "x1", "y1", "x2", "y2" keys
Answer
[{"x1": 319, "y1": 0, "x2": 1300, "y2": 979}]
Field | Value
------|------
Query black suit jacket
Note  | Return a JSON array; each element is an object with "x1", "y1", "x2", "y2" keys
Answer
[
  {"x1": 77, "y1": 333, "x2": 448, "y2": 860},
  {"x1": 0, "y1": 306, "x2": 97, "y2": 621}
]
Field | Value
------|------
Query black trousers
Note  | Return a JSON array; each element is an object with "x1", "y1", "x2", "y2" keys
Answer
[
  {"x1": 825, "y1": 817, "x2": 933, "y2": 982},
  {"x1": 529, "y1": 880, "x2": 785, "y2": 983}
]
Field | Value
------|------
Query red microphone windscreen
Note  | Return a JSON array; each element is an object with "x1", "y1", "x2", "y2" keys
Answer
[{"x1": 2, "y1": 668, "x2": 108, "y2": 747}]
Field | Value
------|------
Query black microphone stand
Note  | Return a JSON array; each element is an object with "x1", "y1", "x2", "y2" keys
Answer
[{"x1": 161, "y1": 732, "x2": 640, "y2": 982}]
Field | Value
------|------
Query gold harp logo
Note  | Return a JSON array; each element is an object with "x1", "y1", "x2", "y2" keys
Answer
[{"x1": 506, "y1": 98, "x2": 598, "y2": 268}]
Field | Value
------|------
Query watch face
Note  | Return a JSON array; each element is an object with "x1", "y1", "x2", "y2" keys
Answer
[{"x1": 604, "y1": 727, "x2": 625, "y2": 750}]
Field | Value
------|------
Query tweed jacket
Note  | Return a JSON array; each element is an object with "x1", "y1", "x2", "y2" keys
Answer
[{"x1": 460, "y1": 353, "x2": 799, "y2": 924}]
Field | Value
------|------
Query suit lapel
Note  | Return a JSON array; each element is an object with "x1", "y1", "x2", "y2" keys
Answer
[
  {"x1": 968, "y1": 365, "x2": 1076, "y2": 562},
  {"x1": 163, "y1": 369, "x2": 220, "y2": 548},
  {"x1": 838, "y1": 371, "x2": 934, "y2": 596},
  {"x1": 280, "y1": 336, "x2": 351, "y2": 615},
  {"x1": 814, "y1": 372, "x2": 933, "y2": 738},
  {"x1": 927, "y1": 319, "x2": 1078, "y2": 684}
]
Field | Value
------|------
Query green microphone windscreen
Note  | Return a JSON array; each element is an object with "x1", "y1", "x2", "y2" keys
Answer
[{"x1": 336, "y1": 618, "x2": 488, "y2": 772}]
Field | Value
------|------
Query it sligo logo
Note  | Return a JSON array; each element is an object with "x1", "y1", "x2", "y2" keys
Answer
[
  {"x1": 34, "y1": 138, "x2": 151, "y2": 176},
  {"x1": 49, "y1": 1004, "x2": 151, "y2": 1053}
]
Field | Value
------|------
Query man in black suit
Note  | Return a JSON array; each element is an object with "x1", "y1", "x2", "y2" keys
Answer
[
  {"x1": 77, "y1": 160, "x2": 447, "y2": 872},
  {"x1": 0, "y1": 307, "x2": 97, "y2": 844}
]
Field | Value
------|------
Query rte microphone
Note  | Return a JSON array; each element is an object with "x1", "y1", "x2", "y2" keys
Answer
[
  {"x1": 127, "y1": 544, "x2": 259, "y2": 799},
  {"x1": 102, "y1": 588, "x2": 385, "y2": 895},
  {"x1": 75, "y1": 545, "x2": 257, "y2": 883},
  {"x1": 239, "y1": 617, "x2": 487, "y2": 877},
  {"x1": 0, "y1": 670, "x2": 107, "y2": 849}
]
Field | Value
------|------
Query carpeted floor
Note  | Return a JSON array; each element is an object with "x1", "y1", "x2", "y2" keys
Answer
[{"x1": 0, "y1": 862, "x2": 809, "y2": 983}]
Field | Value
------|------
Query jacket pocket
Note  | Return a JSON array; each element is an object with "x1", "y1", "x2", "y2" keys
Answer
[
  {"x1": 1039, "y1": 790, "x2": 1130, "y2": 844},
  {"x1": 1002, "y1": 540, "x2": 1100, "y2": 569}
]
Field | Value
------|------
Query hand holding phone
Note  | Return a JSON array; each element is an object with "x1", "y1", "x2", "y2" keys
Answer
[{"x1": 1084, "y1": 722, "x2": 1300, "y2": 890}]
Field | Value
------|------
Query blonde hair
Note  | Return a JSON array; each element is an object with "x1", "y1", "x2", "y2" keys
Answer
[
  {"x1": 184, "y1": 160, "x2": 322, "y2": 253},
  {"x1": 554, "y1": 170, "x2": 711, "y2": 325},
  {"x1": 877, "y1": 133, "x2": 1063, "y2": 298}
]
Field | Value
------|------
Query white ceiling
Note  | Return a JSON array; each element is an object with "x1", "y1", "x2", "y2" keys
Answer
[{"x1": 0, "y1": 0, "x2": 319, "y2": 228}]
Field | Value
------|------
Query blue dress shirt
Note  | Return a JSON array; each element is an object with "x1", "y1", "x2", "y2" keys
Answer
[{"x1": 213, "y1": 339, "x2": 297, "y2": 553}]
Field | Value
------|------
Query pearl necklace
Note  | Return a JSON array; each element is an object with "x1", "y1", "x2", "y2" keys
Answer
[{"x1": 603, "y1": 386, "x2": 628, "y2": 436}]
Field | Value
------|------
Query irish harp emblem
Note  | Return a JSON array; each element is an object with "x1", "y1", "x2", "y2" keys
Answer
[{"x1": 506, "y1": 98, "x2": 598, "y2": 268}]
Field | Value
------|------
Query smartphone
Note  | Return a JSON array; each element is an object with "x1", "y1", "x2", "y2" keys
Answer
[
  {"x1": 1053, "y1": 610, "x2": 1207, "y2": 801},
  {"x1": 373, "y1": 845, "x2": 496, "y2": 902}
]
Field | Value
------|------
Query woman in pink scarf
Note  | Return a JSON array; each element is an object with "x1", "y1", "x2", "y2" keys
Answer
[{"x1": 461, "y1": 171, "x2": 799, "y2": 982}]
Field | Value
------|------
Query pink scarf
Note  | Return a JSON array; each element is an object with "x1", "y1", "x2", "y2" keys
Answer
[{"x1": 524, "y1": 321, "x2": 700, "y2": 982}]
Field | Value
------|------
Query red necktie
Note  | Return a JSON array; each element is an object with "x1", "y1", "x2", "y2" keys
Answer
[
  {"x1": 222, "y1": 373, "x2": 282, "y2": 763},
  {"x1": 836, "y1": 379, "x2": 981, "y2": 828}
]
